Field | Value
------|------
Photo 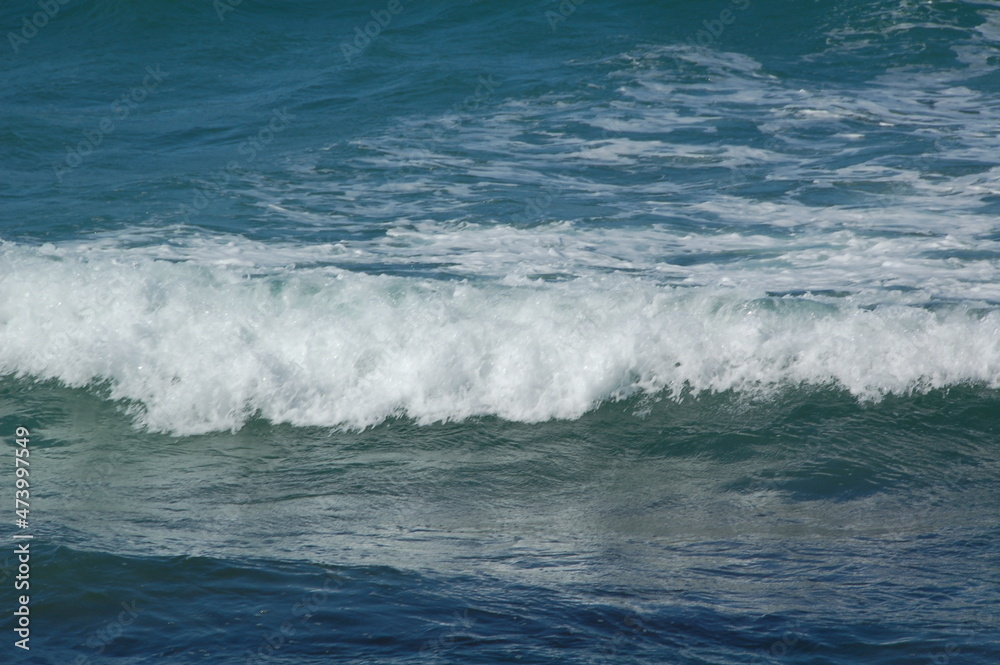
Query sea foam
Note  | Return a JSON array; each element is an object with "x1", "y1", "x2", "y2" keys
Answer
[{"x1": 2, "y1": 242, "x2": 998, "y2": 434}]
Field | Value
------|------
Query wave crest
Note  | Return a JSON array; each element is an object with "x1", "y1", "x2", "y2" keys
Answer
[{"x1": 1, "y1": 246, "x2": 998, "y2": 434}]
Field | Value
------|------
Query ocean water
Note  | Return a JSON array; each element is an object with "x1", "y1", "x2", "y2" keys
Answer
[{"x1": 2, "y1": 0, "x2": 1000, "y2": 662}]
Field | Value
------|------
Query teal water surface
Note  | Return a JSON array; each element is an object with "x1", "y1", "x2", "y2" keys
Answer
[{"x1": 2, "y1": 0, "x2": 1000, "y2": 663}]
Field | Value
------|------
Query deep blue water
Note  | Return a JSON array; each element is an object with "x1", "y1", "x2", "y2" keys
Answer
[{"x1": 2, "y1": 0, "x2": 1000, "y2": 663}]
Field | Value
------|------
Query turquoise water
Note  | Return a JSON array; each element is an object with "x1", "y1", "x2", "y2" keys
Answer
[{"x1": 2, "y1": 0, "x2": 1000, "y2": 663}]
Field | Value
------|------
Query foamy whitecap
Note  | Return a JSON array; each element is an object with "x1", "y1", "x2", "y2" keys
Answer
[{"x1": 1, "y1": 243, "x2": 998, "y2": 435}]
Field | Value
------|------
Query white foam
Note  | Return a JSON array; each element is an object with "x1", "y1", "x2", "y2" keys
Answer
[
  {"x1": 258, "y1": 37, "x2": 1000, "y2": 257},
  {"x1": 43, "y1": 219, "x2": 1000, "y2": 305},
  {"x1": 2, "y1": 242, "x2": 998, "y2": 435},
  {"x1": 8, "y1": 29, "x2": 1000, "y2": 434}
]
